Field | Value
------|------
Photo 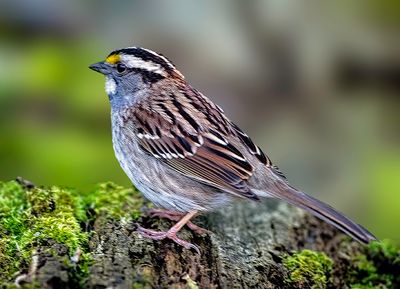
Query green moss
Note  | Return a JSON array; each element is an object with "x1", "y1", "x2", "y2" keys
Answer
[
  {"x1": 0, "y1": 181, "x2": 30, "y2": 280},
  {"x1": 368, "y1": 239, "x2": 400, "y2": 261},
  {"x1": 68, "y1": 251, "x2": 93, "y2": 288},
  {"x1": 83, "y1": 182, "x2": 143, "y2": 220},
  {"x1": 0, "y1": 180, "x2": 143, "y2": 286},
  {"x1": 347, "y1": 240, "x2": 400, "y2": 289},
  {"x1": 0, "y1": 181, "x2": 29, "y2": 237},
  {"x1": 283, "y1": 249, "x2": 333, "y2": 289},
  {"x1": 0, "y1": 181, "x2": 89, "y2": 282}
]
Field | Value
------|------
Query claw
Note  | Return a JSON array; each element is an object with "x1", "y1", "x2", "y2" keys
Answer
[
  {"x1": 186, "y1": 222, "x2": 209, "y2": 235},
  {"x1": 136, "y1": 224, "x2": 200, "y2": 254},
  {"x1": 171, "y1": 235, "x2": 200, "y2": 254},
  {"x1": 135, "y1": 211, "x2": 202, "y2": 253}
]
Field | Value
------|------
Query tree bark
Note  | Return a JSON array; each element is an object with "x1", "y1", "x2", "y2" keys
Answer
[
  {"x1": 4, "y1": 179, "x2": 396, "y2": 289},
  {"x1": 29, "y1": 199, "x2": 355, "y2": 289}
]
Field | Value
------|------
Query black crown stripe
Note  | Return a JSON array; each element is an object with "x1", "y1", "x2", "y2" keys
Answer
[{"x1": 109, "y1": 47, "x2": 174, "y2": 72}]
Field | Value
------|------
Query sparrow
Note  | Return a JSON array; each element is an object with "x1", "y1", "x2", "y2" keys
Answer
[{"x1": 90, "y1": 47, "x2": 377, "y2": 253}]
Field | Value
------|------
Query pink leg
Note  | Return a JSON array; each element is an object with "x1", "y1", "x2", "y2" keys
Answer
[
  {"x1": 146, "y1": 209, "x2": 208, "y2": 235},
  {"x1": 136, "y1": 211, "x2": 201, "y2": 254}
]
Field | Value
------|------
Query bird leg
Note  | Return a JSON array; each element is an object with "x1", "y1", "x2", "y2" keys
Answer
[
  {"x1": 146, "y1": 208, "x2": 208, "y2": 235},
  {"x1": 136, "y1": 211, "x2": 201, "y2": 254}
]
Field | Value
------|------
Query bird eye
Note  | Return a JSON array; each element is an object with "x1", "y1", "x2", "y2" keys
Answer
[{"x1": 116, "y1": 63, "x2": 127, "y2": 73}]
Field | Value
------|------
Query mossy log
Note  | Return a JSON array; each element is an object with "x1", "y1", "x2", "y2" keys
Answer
[{"x1": 0, "y1": 179, "x2": 399, "y2": 289}]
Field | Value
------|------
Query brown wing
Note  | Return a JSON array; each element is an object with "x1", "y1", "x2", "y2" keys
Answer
[
  {"x1": 231, "y1": 122, "x2": 287, "y2": 180},
  {"x1": 131, "y1": 92, "x2": 259, "y2": 200}
]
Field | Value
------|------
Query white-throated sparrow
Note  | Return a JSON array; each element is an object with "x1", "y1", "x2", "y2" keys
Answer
[{"x1": 90, "y1": 47, "x2": 377, "y2": 253}]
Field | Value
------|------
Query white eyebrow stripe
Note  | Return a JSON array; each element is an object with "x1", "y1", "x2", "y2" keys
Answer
[
  {"x1": 120, "y1": 54, "x2": 167, "y2": 76},
  {"x1": 140, "y1": 47, "x2": 174, "y2": 68},
  {"x1": 139, "y1": 47, "x2": 184, "y2": 79}
]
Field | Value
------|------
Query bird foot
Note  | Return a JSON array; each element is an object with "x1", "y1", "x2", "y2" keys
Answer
[
  {"x1": 146, "y1": 209, "x2": 209, "y2": 235},
  {"x1": 136, "y1": 224, "x2": 200, "y2": 254}
]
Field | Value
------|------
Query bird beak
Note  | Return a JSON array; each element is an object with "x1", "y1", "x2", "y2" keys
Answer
[{"x1": 89, "y1": 61, "x2": 111, "y2": 75}]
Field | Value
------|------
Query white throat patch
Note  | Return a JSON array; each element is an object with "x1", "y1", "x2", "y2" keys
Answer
[{"x1": 105, "y1": 76, "x2": 117, "y2": 95}]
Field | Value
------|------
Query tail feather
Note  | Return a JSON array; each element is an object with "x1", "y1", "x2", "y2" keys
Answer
[{"x1": 264, "y1": 181, "x2": 377, "y2": 244}]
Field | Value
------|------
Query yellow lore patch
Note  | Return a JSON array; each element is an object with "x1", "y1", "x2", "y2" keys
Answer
[{"x1": 105, "y1": 54, "x2": 120, "y2": 64}]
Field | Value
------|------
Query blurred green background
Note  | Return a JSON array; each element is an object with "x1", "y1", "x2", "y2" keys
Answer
[{"x1": 0, "y1": 1, "x2": 399, "y2": 241}]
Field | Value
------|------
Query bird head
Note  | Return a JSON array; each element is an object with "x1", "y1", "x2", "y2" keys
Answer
[{"x1": 89, "y1": 47, "x2": 184, "y2": 107}]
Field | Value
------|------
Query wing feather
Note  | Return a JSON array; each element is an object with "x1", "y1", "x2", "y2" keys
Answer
[{"x1": 132, "y1": 97, "x2": 258, "y2": 199}]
